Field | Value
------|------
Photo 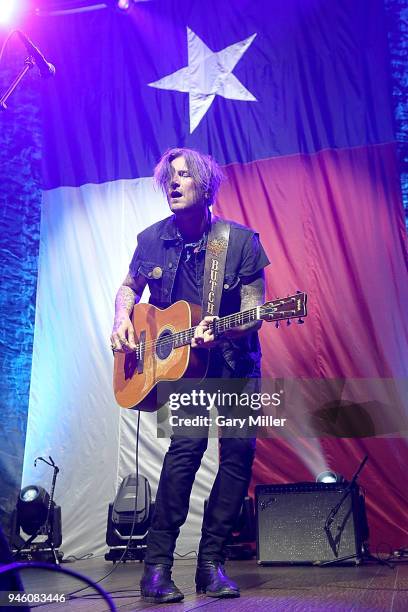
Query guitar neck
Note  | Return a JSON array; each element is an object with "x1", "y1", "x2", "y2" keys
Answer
[
  {"x1": 134, "y1": 293, "x2": 306, "y2": 356},
  {"x1": 173, "y1": 307, "x2": 260, "y2": 348}
]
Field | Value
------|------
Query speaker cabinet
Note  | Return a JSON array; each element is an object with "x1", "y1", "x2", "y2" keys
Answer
[{"x1": 256, "y1": 482, "x2": 365, "y2": 565}]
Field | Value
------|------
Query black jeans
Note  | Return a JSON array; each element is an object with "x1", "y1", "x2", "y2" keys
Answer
[{"x1": 145, "y1": 359, "x2": 258, "y2": 566}]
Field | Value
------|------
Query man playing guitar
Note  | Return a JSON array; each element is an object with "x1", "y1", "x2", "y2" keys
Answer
[{"x1": 111, "y1": 147, "x2": 270, "y2": 603}]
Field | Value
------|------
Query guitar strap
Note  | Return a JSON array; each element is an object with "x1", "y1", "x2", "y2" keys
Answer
[{"x1": 201, "y1": 218, "x2": 230, "y2": 318}]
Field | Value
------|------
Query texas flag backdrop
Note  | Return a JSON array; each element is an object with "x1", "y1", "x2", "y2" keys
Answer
[{"x1": 22, "y1": 0, "x2": 408, "y2": 556}]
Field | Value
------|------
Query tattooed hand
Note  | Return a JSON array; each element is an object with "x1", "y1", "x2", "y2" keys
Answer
[{"x1": 110, "y1": 272, "x2": 146, "y2": 352}]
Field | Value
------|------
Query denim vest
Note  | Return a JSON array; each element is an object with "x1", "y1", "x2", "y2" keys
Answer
[{"x1": 129, "y1": 215, "x2": 268, "y2": 377}]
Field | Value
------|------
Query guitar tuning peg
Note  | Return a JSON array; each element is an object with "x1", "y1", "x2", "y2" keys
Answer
[
  {"x1": 297, "y1": 318, "x2": 305, "y2": 324},
  {"x1": 275, "y1": 321, "x2": 280, "y2": 328},
  {"x1": 287, "y1": 319, "x2": 291, "y2": 326}
]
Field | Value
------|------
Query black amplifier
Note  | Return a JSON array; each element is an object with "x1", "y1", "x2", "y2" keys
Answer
[{"x1": 256, "y1": 482, "x2": 366, "y2": 565}]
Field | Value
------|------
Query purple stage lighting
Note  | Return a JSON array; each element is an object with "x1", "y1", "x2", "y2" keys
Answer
[{"x1": 117, "y1": 0, "x2": 152, "y2": 11}]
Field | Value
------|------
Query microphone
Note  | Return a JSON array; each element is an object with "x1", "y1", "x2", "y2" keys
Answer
[{"x1": 17, "y1": 31, "x2": 56, "y2": 79}]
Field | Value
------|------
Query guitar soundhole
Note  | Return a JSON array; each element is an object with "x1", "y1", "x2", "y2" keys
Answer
[{"x1": 156, "y1": 329, "x2": 173, "y2": 360}]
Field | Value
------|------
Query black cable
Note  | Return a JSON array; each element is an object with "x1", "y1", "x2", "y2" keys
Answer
[
  {"x1": 0, "y1": 562, "x2": 115, "y2": 611},
  {"x1": 76, "y1": 588, "x2": 140, "y2": 597},
  {"x1": 65, "y1": 410, "x2": 142, "y2": 600},
  {"x1": 62, "y1": 553, "x2": 94, "y2": 562},
  {"x1": 174, "y1": 550, "x2": 198, "y2": 559}
]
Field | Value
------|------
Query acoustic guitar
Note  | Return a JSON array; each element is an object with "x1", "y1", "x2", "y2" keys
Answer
[{"x1": 113, "y1": 292, "x2": 307, "y2": 410}]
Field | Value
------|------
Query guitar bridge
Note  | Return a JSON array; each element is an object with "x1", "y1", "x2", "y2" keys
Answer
[
  {"x1": 123, "y1": 330, "x2": 145, "y2": 380},
  {"x1": 137, "y1": 330, "x2": 146, "y2": 374}
]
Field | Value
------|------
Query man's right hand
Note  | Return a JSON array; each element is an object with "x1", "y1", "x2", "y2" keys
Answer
[
  {"x1": 110, "y1": 316, "x2": 137, "y2": 352},
  {"x1": 111, "y1": 273, "x2": 146, "y2": 352}
]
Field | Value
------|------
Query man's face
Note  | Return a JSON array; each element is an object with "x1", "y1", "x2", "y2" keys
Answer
[{"x1": 167, "y1": 156, "x2": 205, "y2": 213}]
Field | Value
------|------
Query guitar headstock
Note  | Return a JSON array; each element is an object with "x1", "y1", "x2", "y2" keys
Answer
[{"x1": 260, "y1": 292, "x2": 307, "y2": 323}]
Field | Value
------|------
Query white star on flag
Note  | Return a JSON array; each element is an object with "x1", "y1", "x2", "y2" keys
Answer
[{"x1": 149, "y1": 28, "x2": 257, "y2": 133}]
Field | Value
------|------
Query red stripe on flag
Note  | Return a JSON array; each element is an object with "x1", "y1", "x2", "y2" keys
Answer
[{"x1": 216, "y1": 143, "x2": 408, "y2": 550}]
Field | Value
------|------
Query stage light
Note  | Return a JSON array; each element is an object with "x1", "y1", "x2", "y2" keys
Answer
[
  {"x1": 115, "y1": 0, "x2": 153, "y2": 11},
  {"x1": 11, "y1": 485, "x2": 62, "y2": 562},
  {"x1": 17, "y1": 486, "x2": 50, "y2": 535},
  {"x1": 316, "y1": 470, "x2": 345, "y2": 484},
  {"x1": 105, "y1": 474, "x2": 153, "y2": 562},
  {"x1": 20, "y1": 487, "x2": 38, "y2": 503},
  {"x1": 0, "y1": 1, "x2": 19, "y2": 26}
]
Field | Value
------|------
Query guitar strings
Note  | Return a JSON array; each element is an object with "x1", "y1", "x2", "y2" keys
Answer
[
  {"x1": 135, "y1": 307, "x2": 259, "y2": 354},
  {"x1": 131, "y1": 306, "x2": 297, "y2": 356},
  {"x1": 134, "y1": 307, "x2": 298, "y2": 355}
]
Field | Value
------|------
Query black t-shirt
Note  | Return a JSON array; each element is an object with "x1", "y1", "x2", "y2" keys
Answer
[
  {"x1": 171, "y1": 236, "x2": 206, "y2": 305},
  {"x1": 171, "y1": 227, "x2": 269, "y2": 310}
]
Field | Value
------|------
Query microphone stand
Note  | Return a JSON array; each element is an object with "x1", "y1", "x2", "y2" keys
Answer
[
  {"x1": 0, "y1": 57, "x2": 35, "y2": 110},
  {"x1": 320, "y1": 456, "x2": 367, "y2": 565},
  {"x1": 320, "y1": 456, "x2": 392, "y2": 567}
]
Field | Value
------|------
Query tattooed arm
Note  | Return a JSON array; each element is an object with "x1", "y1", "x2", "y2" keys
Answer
[
  {"x1": 192, "y1": 270, "x2": 265, "y2": 348},
  {"x1": 110, "y1": 272, "x2": 147, "y2": 352},
  {"x1": 223, "y1": 270, "x2": 265, "y2": 338}
]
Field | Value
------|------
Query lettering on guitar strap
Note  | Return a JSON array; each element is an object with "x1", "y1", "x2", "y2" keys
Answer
[
  {"x1": 204, "y1": 233, "x2": 229, "y2": 317},
  {"x1": 207, "y1": 259, "x2": 219, "y2": 315}
]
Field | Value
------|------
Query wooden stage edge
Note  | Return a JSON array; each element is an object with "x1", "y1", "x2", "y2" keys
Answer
[{"x1": 12, "y1": 556, "x2": 408, "y2": 611}]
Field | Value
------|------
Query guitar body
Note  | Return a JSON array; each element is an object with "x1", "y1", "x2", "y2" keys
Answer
[
  {"x1": 112, "y1": 291, "x2": 307, "y2": 411},
  {"x1": 113, "y1": 301, "x2": 208, "y2": 410}
]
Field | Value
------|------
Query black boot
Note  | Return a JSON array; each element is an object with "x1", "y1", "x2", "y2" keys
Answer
[
  {"x1": 195, "y1": 561, "x2": 240, "y2": 598},
  {"x1": 140, "y1": 563, "x2": 184, "y2": 603}
]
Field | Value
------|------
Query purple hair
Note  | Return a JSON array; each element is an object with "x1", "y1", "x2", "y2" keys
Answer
[{"x1": 154, "y1": 147, "x2": 224, "y2": 205}]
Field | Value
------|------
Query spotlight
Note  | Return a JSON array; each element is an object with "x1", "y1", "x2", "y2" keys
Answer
[
  {"x1": 11, "y1": 486, "x2": 62, "y2": 562},
  {"x1": 17, "y1": 486, "x2": 50, "y2": 535},
  {"x1": 0, "y1": 0, "x2": 21, "y2": 26},
  {"x1": 115, "y1": 0, "x2": 153, "y2": 11},
  {"x1": 316, "y1": 470, "x2": 345, "y2": 484},
  {"x1": 10, "y1": 456, "x2": 63, "y2": 563},
  {"x1": 105, "y1": 474, "x2": 153, "y2": 562}
]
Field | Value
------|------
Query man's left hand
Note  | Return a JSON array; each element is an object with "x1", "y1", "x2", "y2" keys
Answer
[{"x1": 191, "y1": 316, "x2": 219, "y2": 349}]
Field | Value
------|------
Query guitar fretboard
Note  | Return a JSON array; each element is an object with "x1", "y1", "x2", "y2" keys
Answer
[{"x1": 172, "y1": 307, "x2": 259, "y2": 348}]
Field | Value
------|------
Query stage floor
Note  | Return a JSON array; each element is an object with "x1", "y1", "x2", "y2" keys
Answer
[{"x1": 17, "y1": 557, "x2": 408, "y2": 611}]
